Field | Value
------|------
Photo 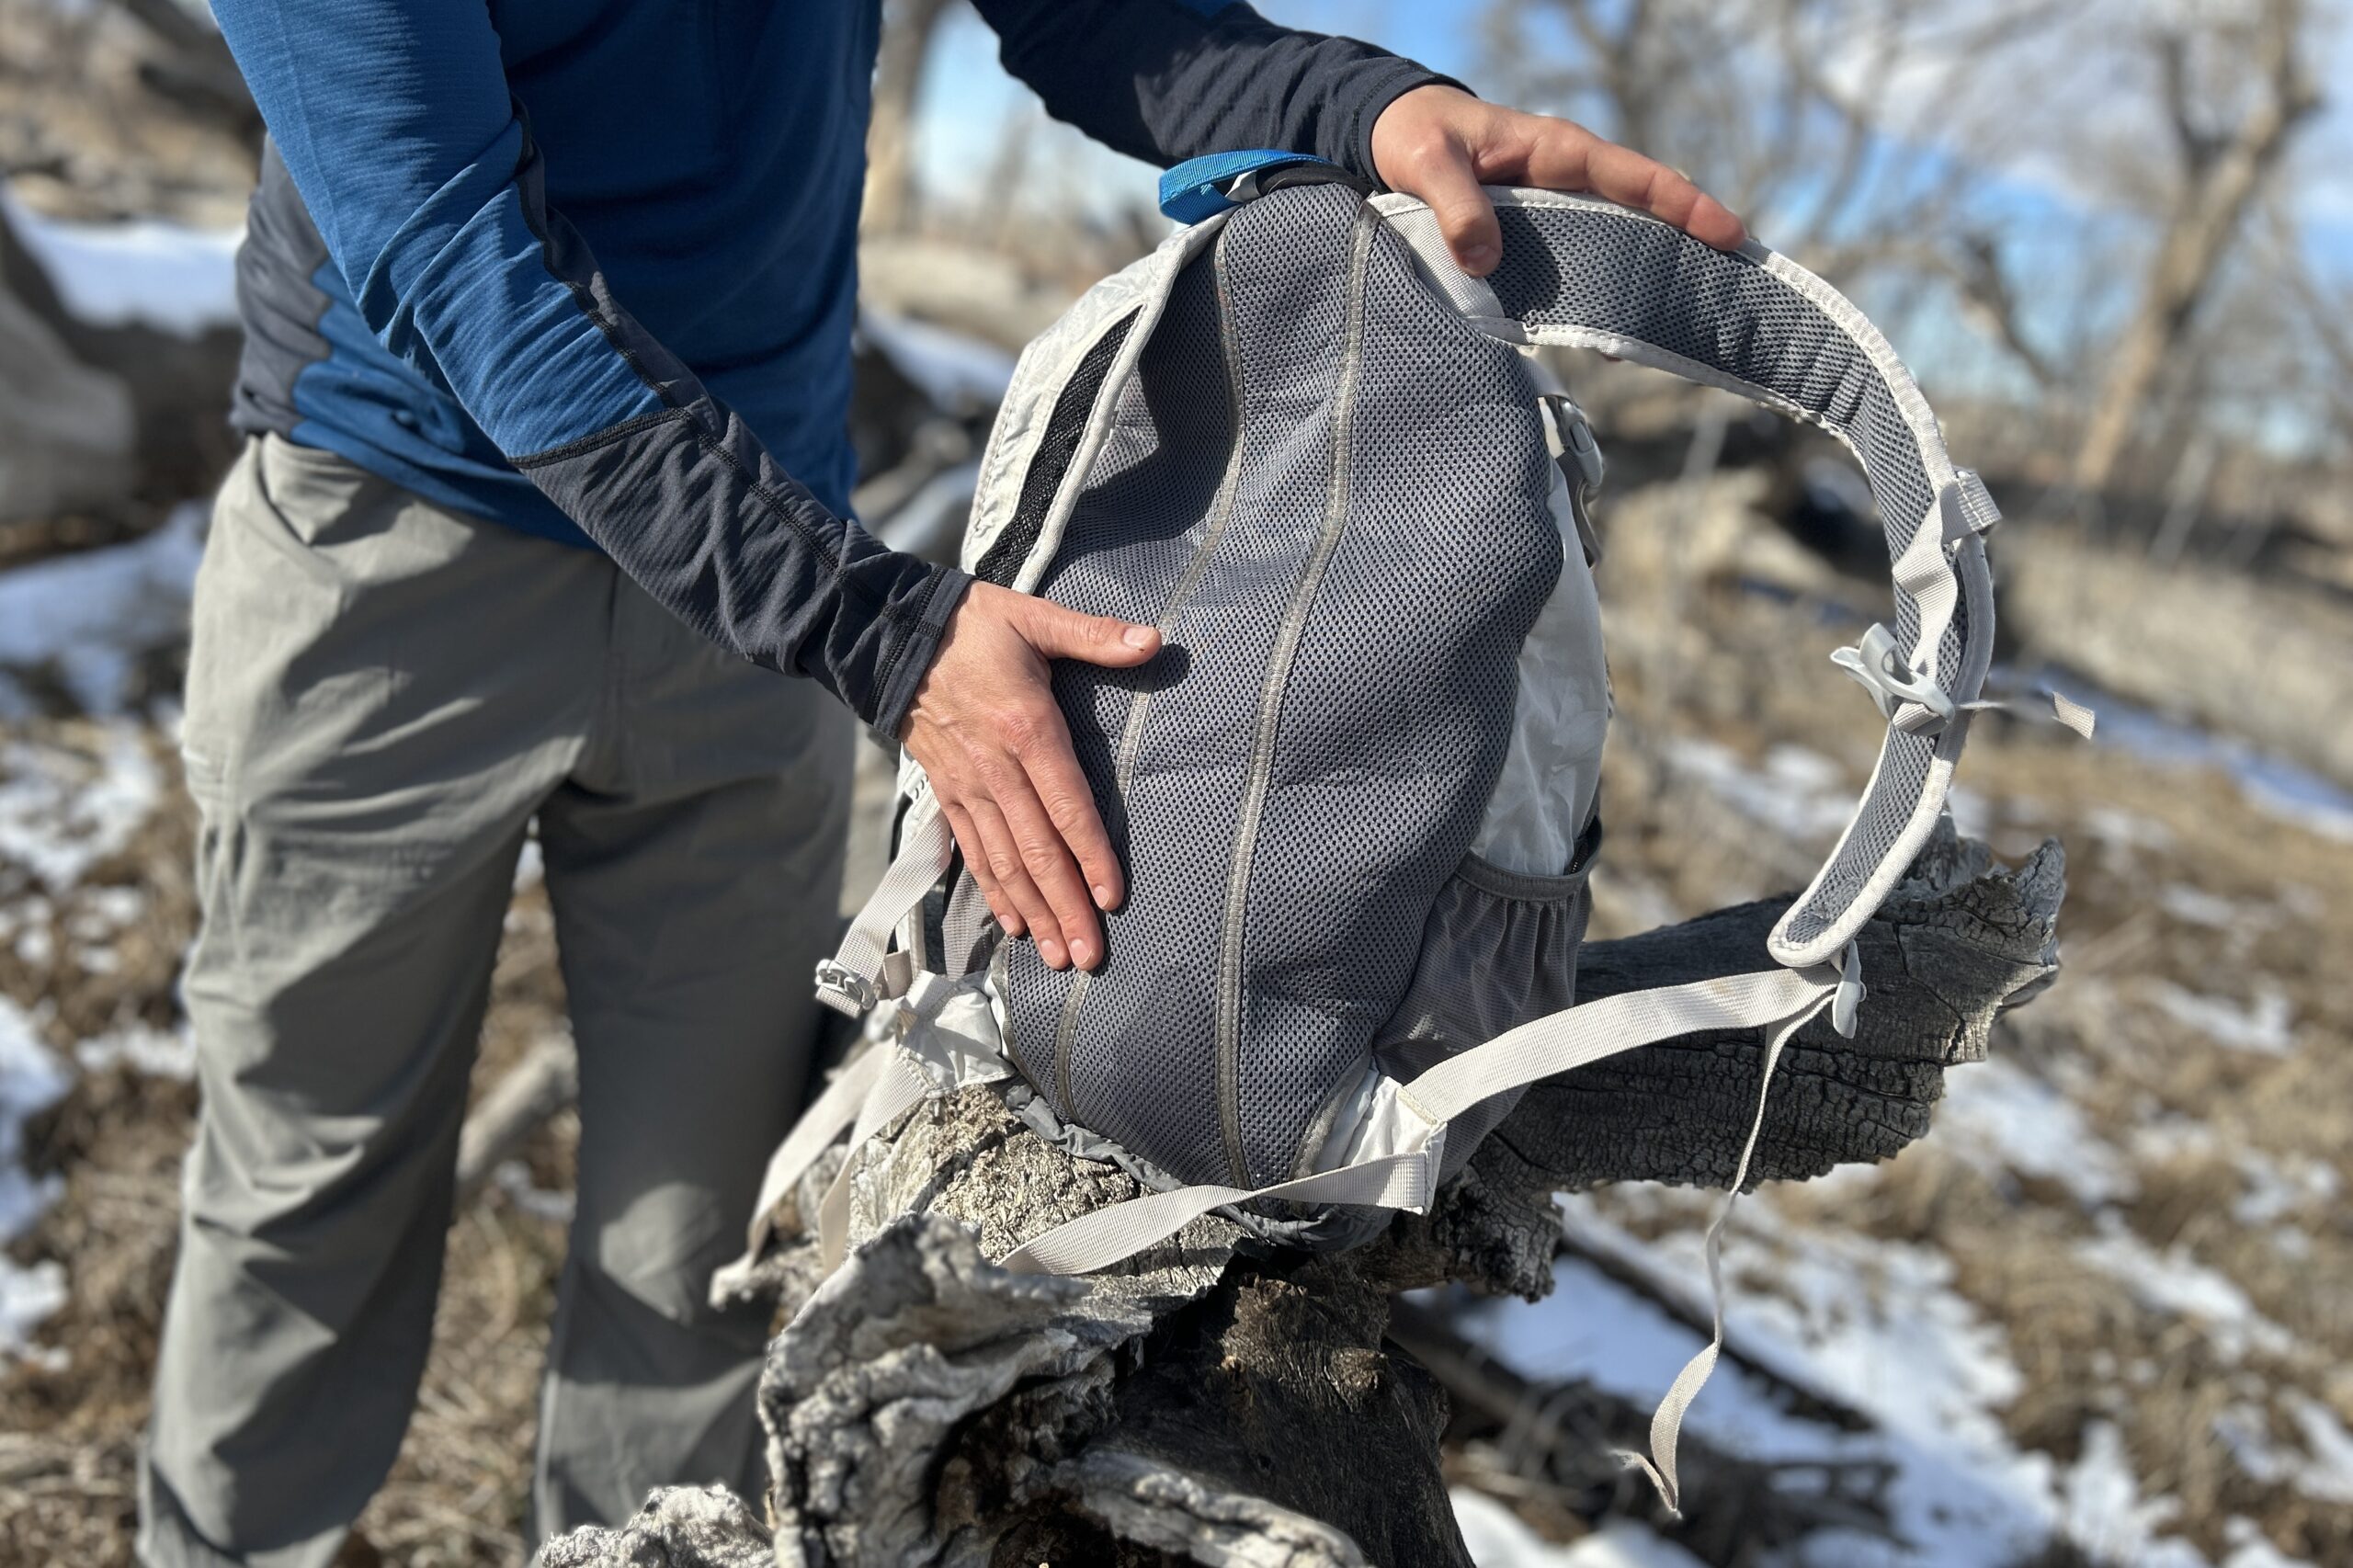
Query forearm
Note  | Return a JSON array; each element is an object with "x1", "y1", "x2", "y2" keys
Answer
[
  {"x1": 977, "y1": 0, "x2": 1459, "y2": 179},
  {"x1": 210, "y1": 0, "x2": 961, "y2": 733}
]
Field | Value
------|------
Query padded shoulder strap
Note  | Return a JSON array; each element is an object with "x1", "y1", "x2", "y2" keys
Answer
[{"x1": 1371, "y1": 188, "x2": 1998, "y2": 966}]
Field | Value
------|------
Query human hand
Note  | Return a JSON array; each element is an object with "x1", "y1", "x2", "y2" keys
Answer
[
  {"x1": 901, "y1": 581, "x2": 1161, "y2": 971},
  {"x1": 1370, "y1": 83, "x2": 1746, "y2": 276}
]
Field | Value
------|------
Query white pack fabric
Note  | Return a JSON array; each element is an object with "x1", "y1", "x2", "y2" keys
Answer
[{"x1": 742, "y1": 171, "x2": 2026, "y2": 1510}]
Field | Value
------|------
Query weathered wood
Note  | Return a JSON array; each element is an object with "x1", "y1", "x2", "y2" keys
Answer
[
  {"x1": 543, "y1": 822, "x2": 2063, "y2": 1568},
  {"x1": 453, "y1": 1033, "x2": 579, "y2": 1207}
]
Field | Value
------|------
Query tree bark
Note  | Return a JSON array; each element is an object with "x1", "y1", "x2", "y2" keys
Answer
[{"x1": 544, "y1": 822, "x2": 2063, "y2": 1567}]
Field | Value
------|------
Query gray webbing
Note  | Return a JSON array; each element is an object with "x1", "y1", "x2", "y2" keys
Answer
[
  {"x1": 815, "y1": 796, "x2": 954, "y2": 1017},
  {"x1": 814, "y1": 1048, "x2": 931, "y2": 1269},
  {"x1": 1616, "y1": 996, "x2": 1831, "y2": 1517},
  {"x1": 998, "y1": 962, "x2": 1841, "y2": 1277},
  {"x1": 740, "y1": 1040, "x2": 888, "y2": 1263}
]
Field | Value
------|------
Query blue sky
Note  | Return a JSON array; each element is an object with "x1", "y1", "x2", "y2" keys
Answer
[{"x1": 911, "y1": 1, "x2": 2349, "y2": 425}]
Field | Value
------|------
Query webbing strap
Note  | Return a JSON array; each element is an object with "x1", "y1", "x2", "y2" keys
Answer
[
  {"x1": 1000, "y1": 1146, "x2": 1434, "y2": 1276},
  {"x1": 815, "y1": 1050, "x2": 932, "y2": 1270},
  {"x1": 816, "y1": 798, "x2": 954, "y2": 1017},
  {"x1": 1615, "y1": 994, "x2": 1832, "y2": 1517},
  {"x1": 741, "y1": 1042, "x2": 888, "y2": 1262},
  {"x1": 997, "y1": 964, "x2": 1840, "y2": 1278}
]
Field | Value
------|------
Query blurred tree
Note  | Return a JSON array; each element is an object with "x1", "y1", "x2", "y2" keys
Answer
[
  {"x1": 865, "y1": 0, "x2": 963, "y2": 235},
  {"x1": 2073, "y1": 0, "x2": 2319, "y2": 490}
]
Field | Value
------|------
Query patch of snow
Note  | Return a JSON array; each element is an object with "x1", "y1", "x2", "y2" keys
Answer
[
  {"x1": 858, "y1": 308, "x2": 1016, "y2": 413},
  {"x1": 1, "y1": 996, "x2": 71, "y2": 1357},
  {"x1": 1661, "y1": 737, "x2": 1853, "y2": 844},
  {"x1": 2149, "y1": 983, "x2": 2299, "y2": 1056},
  {"x1": 75, "y1": 1019, "x2": 194, "y2": 1079},
  {"x1": 2229, "y1": 1149, "x2": 2337, "y2": 1228},
  {"x1": 2, "y1": 190, "x2": 242, "y2": 336},
  {"x1": 2222, "y1": 1517, "x2": 2315, "y2": 1568},
  {"x1": 1933, "y1": 1056, "x2": 2134, "y2": 1205},
  {"x1": 2281, "y1": 1395, "x2": 2353, "y2": 1505},
  {"x1": 1472, "y1": 1196, "x2": 2061, "y2": 1568},
  {"x1": 2061, "y1": 1421, "x2": 2206, "y2": 1568},
  {"x1": 2082, "y1": 804, "x2": 2177, "y2": 851},
  {"x1": 1451, "y1": 1493, "x2": 1705, "y2": 1568},
  {"x1": 2158, "y1": 883, "x2": 2245, "y2": 929},
  {"x1": 2075, "y1": 1221, "x2": 2294, "y2": 1363},
  {"x1": 0, "y1": 722, "x2": 163, "y2": 890},
  {"x1": 0, "y1": 502, "x2": 206, "y2": 711}
]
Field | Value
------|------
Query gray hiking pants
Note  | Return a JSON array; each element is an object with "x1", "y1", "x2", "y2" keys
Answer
[{"x1": 139, "y1": 436, "x2": 854, "y2": 1565}]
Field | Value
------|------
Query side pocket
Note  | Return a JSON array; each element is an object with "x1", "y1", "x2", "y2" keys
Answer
[{"x1": 1370, "y1": 823, "x2": 1599, "y2": 1181}]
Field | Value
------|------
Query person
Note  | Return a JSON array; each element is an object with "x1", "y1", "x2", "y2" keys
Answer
[{"x1": 141, "y1": 1, "x2": 1745, "y2": 1561}]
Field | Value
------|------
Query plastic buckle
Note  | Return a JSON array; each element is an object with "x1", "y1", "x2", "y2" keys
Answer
[
  {"x1": 813, "y1": 959, "x2": 878, "y2": 1017},
  {"x1": 1832, "y1": 940, "x2": 1866, "y2": 1040},
  {"x1": 1830, "y1": 622, "x2": 1954, "y2": 733},
  {"x1": 1539, "y1": 395, "x2": 1607, "y2": 567}
]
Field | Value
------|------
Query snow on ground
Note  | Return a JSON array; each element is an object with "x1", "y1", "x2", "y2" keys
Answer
[
  {"x1": 2, "y1": 191, "x2": 242, "y2": 336},
  {"x1": 858, "y1": 307, "x2": 1017, "y2": 413},
  {"x1": 1454, "y1": 1492, "x2": 1706, "y2": 1568},
  {"x1": 1659, "y1": 738, "x2": 1854, "y2": 844},
  {"x1": 0, "y1": 500, "x2": 204, "y2": 716},
  {"x1": 0, "y1": 723, "x2": 163, "y2": 891},
  {"x1": 0, "y1": 996, "x2": 70, "y2": 1358},
  {"x1": 1930, "y1": 1054, "x2": 2135, "y2": 1207}
]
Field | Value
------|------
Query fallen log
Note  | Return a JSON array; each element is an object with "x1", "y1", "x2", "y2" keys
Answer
[{"x1": 544, "y1": 820, "x2": 2063, "y2": 1567}]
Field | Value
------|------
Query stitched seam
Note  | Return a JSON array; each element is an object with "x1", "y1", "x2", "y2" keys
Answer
[
  {"x1": 510, "y1": 408, "x2": 693, "y2": 468},
  {"x1": 1213, "y1": 199, "x2": 1376, "y2": 1188}
]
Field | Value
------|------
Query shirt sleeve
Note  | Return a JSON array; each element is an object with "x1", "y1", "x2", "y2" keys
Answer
[
  {"x1": 208, "y1": 0, "x2": 967, "y2": 736},
  {"x1": 972, "y1": 0, "x2": 1461, "y2": 179}
]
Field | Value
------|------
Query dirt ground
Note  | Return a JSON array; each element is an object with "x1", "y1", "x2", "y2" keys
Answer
[{"x1": 3, "y1": 495, "x2": 2350, "y2": 1566}]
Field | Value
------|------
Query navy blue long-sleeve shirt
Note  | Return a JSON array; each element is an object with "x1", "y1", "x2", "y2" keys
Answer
[{"x1": 213, "y1": 0, "x2": 1447, "y2": 734}]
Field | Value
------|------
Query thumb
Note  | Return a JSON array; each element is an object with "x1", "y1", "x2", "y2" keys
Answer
[
  {"x1": 1416, "y1": 139, "x2": 1504, "y2": 277},
  {"x1": 1014, "y1": 596, "x2": 1162, "y2": 666}
]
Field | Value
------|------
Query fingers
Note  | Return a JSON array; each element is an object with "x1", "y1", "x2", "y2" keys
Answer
[
  {"x1": 1520, "y1": 120, "x2": 1747, "y2": 251},
  {"x1": 1410, "y1": 131, "x2": 1506, "y2": 277},
  {"x1": 1010, "y1": 596, "x2": 1161, "y2": 667},
  {"x1": 963, "y1": 795, "x2": 1070, "y2": 967},
  {"x1": 1016, "y1": 712, "x2": 1126, "y2": 915},
  {"x1": 941, "y1": 799, "x2": 1021, "y2": 937}
]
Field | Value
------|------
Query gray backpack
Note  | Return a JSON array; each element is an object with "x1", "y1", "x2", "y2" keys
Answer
[{"x1": 742, "y1": 166, "x2": 2039, "y2": 1505}]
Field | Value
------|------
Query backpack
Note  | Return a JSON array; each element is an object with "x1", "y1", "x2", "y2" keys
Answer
[{"x1": 736, "y1": 154, "x2": 2056, "y2": 1508}]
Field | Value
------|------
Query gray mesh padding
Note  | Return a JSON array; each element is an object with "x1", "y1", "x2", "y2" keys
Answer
[
  {"x1": 1001, "y1": 260, "x2": 1235, "y2": 1110},
  {"x1": 999, "y1": 184, "x2": 1558, "y2": 1189},
  {"x1": 1233, "y1": 218, "x2": 1557, "y2": 1186},
  {"x1": 1480, "y1": 202, "x2": 1975, "y2": 955}
]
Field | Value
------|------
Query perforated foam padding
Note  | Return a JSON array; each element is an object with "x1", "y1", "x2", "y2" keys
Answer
[
  {"x1": 1481, "y1": 202, "x2": 1972, "y2": 954},
  {"x1": 997, "y1": 183, "x2": 1559, "y2": 1189}
]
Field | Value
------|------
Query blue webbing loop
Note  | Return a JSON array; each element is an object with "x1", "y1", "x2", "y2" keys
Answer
[{"x1": 1158, "y1": 150, "x2": 1348, "y2": 222}]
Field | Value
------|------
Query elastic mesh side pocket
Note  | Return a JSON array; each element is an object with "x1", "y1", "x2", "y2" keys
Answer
[{"x1": 973, "y1": 313, "x2": 1139, "y2": 587}]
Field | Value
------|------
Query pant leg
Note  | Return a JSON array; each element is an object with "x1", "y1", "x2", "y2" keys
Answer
[
  {"x1": 141, "y1": 437, "x2": 608, "y2": 1568},
  {"x1": 530, "y1": 576, "x2": 855, "y2": 1538}
]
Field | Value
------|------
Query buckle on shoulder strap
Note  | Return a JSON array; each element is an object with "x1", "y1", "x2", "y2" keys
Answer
[
  {"x1": 813, "y1": 959, "x2": 879, "y2": 1017},
  {"x1": 1831, "y1": 622, "x2": 1954, "y2": 734}
]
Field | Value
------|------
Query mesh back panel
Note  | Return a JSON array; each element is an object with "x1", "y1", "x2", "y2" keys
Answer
[
  {"x1": 973, "y1": 314, "x2": 1137, "y2": 587},
  {"x1": 1002, "y1": 262, "x2": 1235, "y2": 1106},
  {"x1": 1483, "y1": 206, "x2": 1961, "y2": 949},
  {"x1": 1233, "y1": 219, "x2": 1555, "y2": 1186},
  {"x1": 1000, "y1": 183, "x2": 1553, "y2": 1188}
]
